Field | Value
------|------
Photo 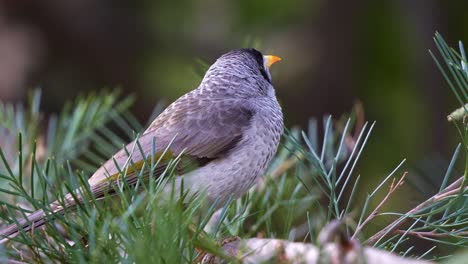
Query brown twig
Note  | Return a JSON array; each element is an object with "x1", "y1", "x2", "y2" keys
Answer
[
  {"x1": 353, "y1": 101, "x2": 365, "y2": 141},
  {"x1": 395, "y1": 230, "x2": 468, "y2": 239},
  {"x1": 352, "y1": 173, "x2": 407, "y2": 239},
  {"x1": 272, "y1": 153, "x2": 305, "y2": 179},
  {"x1": 341, "y1": 101, "x2": 365, "y2": 151},
  {"x1": 256, "y1": 152, "x2": 304, "y2": 190},
  {"x1": 366, "y1": 176, "x2": 466, "y2": 246}
]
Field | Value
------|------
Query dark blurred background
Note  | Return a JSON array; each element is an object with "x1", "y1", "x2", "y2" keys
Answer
[{"x1": 1, "y1": 0, "x2": 467, "y2": 220}]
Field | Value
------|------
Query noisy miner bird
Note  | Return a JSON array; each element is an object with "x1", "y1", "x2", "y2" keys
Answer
[{"x1": 0, "y1": 48, "x2": 283, "y2": 242}]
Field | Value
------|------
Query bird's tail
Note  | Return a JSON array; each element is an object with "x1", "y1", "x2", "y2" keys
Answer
[
  {"x1": 0, "y1": 176, "x2": 122, "y2": 244},
  {"x1": 1, "y1": 208, "x2": 51, "y2": 243},
  {"x1": 0, "y1": 156, "x2": 149, "y2": 243},
  {"x1": 0, "y1": 197, "x2": 74, "y2": 244}
]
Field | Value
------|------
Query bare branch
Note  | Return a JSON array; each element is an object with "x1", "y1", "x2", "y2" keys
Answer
[
  {"x1": 352, "y1": 172, "x2": 407, "y2": 239},
  {"x1": 396, "y1": 230, "x2": 468, "y2": 239},
  {"x1": 366, "y1": 176, "x2": 466, "y2": 246}
]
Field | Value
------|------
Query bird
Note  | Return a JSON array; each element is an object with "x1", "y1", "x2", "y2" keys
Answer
[{"x1": 0, "y1": 48, "x2": 283, "y2": 242}]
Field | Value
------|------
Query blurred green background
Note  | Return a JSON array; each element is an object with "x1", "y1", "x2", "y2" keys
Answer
[{"x1": 0, "y1": 0, "x2": 467, "y2": 232}]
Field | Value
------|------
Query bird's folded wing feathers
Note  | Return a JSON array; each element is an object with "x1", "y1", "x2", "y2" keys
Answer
[{"x1": 87, "y1": 97, "x2": 254, "y2": 190}]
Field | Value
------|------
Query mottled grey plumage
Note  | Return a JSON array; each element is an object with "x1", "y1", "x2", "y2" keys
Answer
[{"x1": 0, "y1": 48, "x2": 283, "y2": 241}]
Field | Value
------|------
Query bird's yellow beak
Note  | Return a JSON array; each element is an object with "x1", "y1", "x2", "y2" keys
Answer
[{"x1": 264, "y1": 55, "x2": 282, "y2": 68}]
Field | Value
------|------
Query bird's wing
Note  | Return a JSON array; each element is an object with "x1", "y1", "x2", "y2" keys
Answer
[
  {"x1": 149, "y1": 96, "x2": 254, "y2": 158},
  {"x1": 87, "y1": 95, "x2": 254, "y2": 188}
]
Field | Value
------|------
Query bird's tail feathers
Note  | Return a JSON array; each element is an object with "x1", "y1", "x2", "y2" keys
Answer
[
  {"x1": 0, "y1": 169, "x2": 147, "y2": 244},
  {"x1": 0, "y1": 204, "x2": 66, "y2": 244}
]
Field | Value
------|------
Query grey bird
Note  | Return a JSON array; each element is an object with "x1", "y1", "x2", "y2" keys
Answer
[{"x1": 0, "y1": 48, "x2": 283, "y2": 242}]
